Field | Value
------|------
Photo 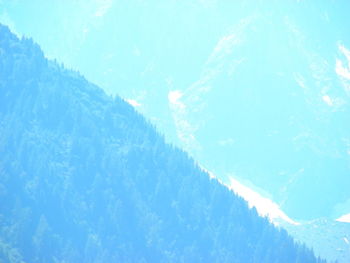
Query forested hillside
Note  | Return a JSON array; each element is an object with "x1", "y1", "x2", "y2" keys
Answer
[{"x1": 0, "y1": 24, "x2": 325, "y2": 263}]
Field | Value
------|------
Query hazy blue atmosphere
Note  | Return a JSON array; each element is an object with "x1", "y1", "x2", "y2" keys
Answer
[{"x1": 1, "y1": 1, "x2": 350, "y2": 262}]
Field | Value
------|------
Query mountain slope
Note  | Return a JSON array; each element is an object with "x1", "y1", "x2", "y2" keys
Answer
[
  {"x1": 2, "y1": 0, "x2": 350, "y2": 221},
  {"x1": 0, "y1": 25, "x2": 325, "y2": 263},
  {"x1": 282, "y1": 218, "x2": 350, "y2": 263},
  {"x1": 170, "y1": 3, "x2": 350, "y2": 220}
]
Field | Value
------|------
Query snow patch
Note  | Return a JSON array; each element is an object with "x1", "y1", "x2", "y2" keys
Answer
[
  {"x1": 336, "y1": 44, "x2": 350, "y2": 80},
  {"x1": 168, "y1": 89, "x2": 200, "y2": 151},
  {"x1": 336, "y1": 60, "x2": 350, "y2": 80},
  {"x1": 206, "y1": 16, "x2": 253, "y2": 65},
  {"x1": 168, "y1": 90, "x2": 184, "y2": 108},
  {"x1": 339, "y1": 44, "x2": 350, "y2": 66},
  {"x1": 322, "y1": 95, "x2": 333, "y2": 106},
  {"x1": 336, "y1": 213, "x2": 350, "y2": 223},
  {"x1": 229, "y1": 177, "x2": 300, "y2": 226},
  {"x1": 126, "y1": 99, "x2": 141, "y2": 107}
]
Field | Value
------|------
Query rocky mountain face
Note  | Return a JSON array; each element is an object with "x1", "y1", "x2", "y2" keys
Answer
[{"x1": 174, "y1": 8, "x2": 350, "y2": 220}]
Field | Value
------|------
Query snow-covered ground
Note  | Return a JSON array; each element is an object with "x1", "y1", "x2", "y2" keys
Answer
[
  {"x1": 337, "y1": 213, "x2": 350, "y2": 223},
  {"x1": 228, "y1": 177, "x2": 300, "y2": 226}
]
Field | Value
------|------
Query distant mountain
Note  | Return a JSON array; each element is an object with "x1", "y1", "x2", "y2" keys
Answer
[
  {"x1": 172, "y1": 1, "x2": 350, "y2": 220},
  {"x1": 2, "y1": 0, "x2": 349, "y2": 221},
  {"x1": 0, "y1": 24, "x2": 326, "y2": 263}
]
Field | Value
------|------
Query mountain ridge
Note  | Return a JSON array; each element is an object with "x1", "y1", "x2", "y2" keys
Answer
[
  {"x1": 2, "y1": 0, "x2": 350, "y2": 220},
  {"x1": 0, "y1": 24, "x2": 326, "y2": 263}
]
